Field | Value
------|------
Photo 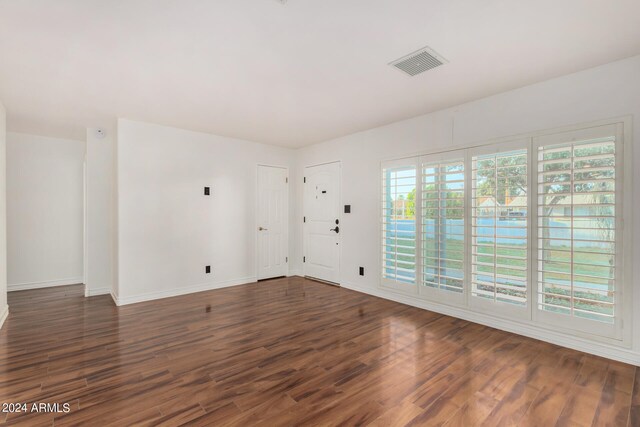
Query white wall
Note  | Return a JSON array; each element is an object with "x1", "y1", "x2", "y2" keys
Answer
[
  {"x1": 116, "y1": 119, "x2": 296, "y2": 304},
  {"x1": 85, "y1": 127, "x2": 116, "y2": 297},
  {"x1": 6, "y1": 132, "x2": 85, "y2": 290},
  {"x1": 0, "y1": 101, "x2": 7, "y2": 329},
  {"x1": 293, "y1": 55, "x2": 640, "y2": 363},
  {"x1": 112, "y1": 127, "x2": 119, "y2": 300}
]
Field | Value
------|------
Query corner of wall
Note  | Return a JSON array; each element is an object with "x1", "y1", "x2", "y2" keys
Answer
[
  {"x1": 289, "y1": 148, "x2": 304, "y2": 276},
  {"x1": 0, "y1": 99, "x2": 7, "y2": 328},
  {"x1": 85, "y1": 123, "x2": 118, "y2": 304},
  {"x1": 0, "y1": 304, "x2": 8, "y2": 330},
  {"x1": 112, "y1": 120, "x2": 119, "y2": 302}
]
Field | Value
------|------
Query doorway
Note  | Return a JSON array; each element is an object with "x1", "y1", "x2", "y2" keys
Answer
[
  {"x1": 257, "y1": 165, "x2": 289, "y2": 280},
  {"x1": 303, "y1": 161, "x2": 341, "y2": 284}
]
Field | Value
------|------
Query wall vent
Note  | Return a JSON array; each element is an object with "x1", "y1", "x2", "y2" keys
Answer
[{"x1": 389, "y1": 46, "x2": 447, "y2": 77}]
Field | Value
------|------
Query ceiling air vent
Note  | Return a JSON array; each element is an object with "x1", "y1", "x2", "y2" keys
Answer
[{"x1": 389, "y1": 46, "x2": 447, "y2": 77}]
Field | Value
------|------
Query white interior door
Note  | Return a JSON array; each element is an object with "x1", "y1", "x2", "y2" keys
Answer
[
  {"x1": 257, "y1": 165, "x2": 288, "y2": 280},
  {"x1": 304, "y1": 162, "x2": 341, "y2": 284}
]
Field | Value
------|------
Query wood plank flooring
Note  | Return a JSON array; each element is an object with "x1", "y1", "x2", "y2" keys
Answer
[{"x1": 0, "y1": 276, "x2": 637, "y2": 426}]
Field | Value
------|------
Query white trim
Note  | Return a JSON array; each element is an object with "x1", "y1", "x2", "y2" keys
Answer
[
  {"x1": 86, "y1": 287, "x2": 111, "y2": 297},
  {"x1": 111, "y1": 276, "x2": 257, "y2": 306},
  {"x1": 8, "y1": 277, "x2": 84, "y2": 292},
  {"x1": 621, "y1": 115, "x2": 634, "y2": 347},
  {"x1": 0, "y1": 305, "x2": 8, "y2": 330},
  {"x1": 342, "y1": 280, "x2": 640, "y2": 366}
]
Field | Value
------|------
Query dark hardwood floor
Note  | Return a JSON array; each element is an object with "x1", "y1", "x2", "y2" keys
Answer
[{"x1": 0, "y1": 277, "x2": 638, "y2": 426}]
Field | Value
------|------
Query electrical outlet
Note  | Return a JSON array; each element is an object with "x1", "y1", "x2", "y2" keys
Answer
[
  {"x1": 205, "y1": 265, "x2": 211, "y2": 274},
  {"x1": 204, "y1": 187, "x2": 210, "y2": 196},
  {"x1": 359, "y1": 267, "x2": 364, "y2": 276}
]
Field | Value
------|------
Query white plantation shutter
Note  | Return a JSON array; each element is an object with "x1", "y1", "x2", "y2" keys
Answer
[
  {"x1": 421, "y1": 158, "x2": 465, "y2": 294},
  {"x1": 379, "y1": 120, "x2": 627, "y2": 342},
  {"x1": 534, "y1": 123, "x2": 623, "y2": 338},
  {"x1": 471, "y1": 145, "x2": 529, "y2": 313},
  {"x1": 381, "y1": 160, "x2": 418, "y2": 290}
]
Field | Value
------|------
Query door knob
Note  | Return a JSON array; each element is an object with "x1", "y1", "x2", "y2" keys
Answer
[
  {"x1": 258, "y1": 227, "x2": 268, "y2": 231},
  {"x1": 330, "y1": 226, "x2": 340, "y2": 234}
]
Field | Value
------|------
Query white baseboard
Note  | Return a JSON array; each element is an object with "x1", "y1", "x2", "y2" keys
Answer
[
  {"x1": 341, "y1": 281, "x2": 640, "y2": 366},
  {"x1": 112, "y1": 276, "x2": 257, "y2": 306},
  {"x1": 110, "y1": 291, "x2": 118, "y2": 306},
  {"x1": 0, "y1": 304, "x2": 8, "y2": 330},
  {"x1": 8, "y1": 277, "x2": 84, "y2": 292},
  {"x1": 85, "y1": 287, "x2": 111, "y2": 297}
]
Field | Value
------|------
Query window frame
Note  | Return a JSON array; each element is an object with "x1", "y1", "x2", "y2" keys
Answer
[
  {"x1": 418, "y1": 150, "x2": 467, "y2": 307},
  {"x1": 378, "y1": 117, "x2": 632, "y2": 347},
  {"x1": 531, "y1": 122, "x2": 626, "y2": 341},
  {"x1": 468, "y1": 139, "x2": 531, "y2": 321},
  {"x1": 380, "y1": 157, "x2": 420, "y2": 295}
]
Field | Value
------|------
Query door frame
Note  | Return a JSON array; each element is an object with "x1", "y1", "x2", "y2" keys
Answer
[
  {"x1": 302, "y1": 160, "x2": 342, "y2": 285},
  {"x1": 256, "y1": 164, "x2": 290, "y2": 281}
]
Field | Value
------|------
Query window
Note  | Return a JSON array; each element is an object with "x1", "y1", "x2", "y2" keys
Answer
[
  {"x1": 380, "y1": 119, "x2": 627, "y2": 342},
  {"x1": 533, "y1": 123, "x2": 624, "y2": 338},
  {"x1": 382, "y1": 161, "x2": 418, "y2": 287},
  {"x1": 422, "y1": 158, "x2": 465, "y2": 293},
  {"x1": 471, "y1": 148, "x2": 528, "y2": 307}
]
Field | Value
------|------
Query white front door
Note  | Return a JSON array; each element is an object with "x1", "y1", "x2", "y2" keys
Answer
[
  {"x1": 257, "y1": 165, "x2": 288, "y2": 280},
  {"x1": 304, "y1": 162, "x2": 341, "y2": 284}
]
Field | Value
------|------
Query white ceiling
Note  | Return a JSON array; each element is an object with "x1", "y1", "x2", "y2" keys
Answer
[{"x1": 1, "y1": 0, "x2": 639, "y2": 148}]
